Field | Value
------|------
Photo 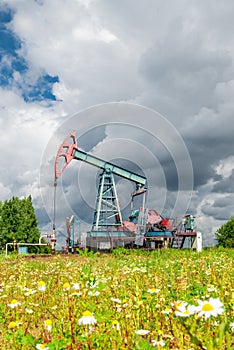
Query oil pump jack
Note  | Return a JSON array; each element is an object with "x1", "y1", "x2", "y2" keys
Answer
[{"x1": 53, "y1": 131, "x2": 201, "y2": 252}]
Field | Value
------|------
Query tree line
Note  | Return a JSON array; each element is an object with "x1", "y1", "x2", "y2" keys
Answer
[{"x1": 0, "y1": 196, "x2": 50, "y2": 253}]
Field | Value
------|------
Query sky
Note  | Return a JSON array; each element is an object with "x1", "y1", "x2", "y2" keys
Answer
[{"x1": 0, "y1": 0, "x2": 234, "y2": 248}]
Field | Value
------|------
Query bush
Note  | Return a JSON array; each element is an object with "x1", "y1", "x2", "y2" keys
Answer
[{"x1": 215, "y1": 217, "x2": 234, "y2": 248}]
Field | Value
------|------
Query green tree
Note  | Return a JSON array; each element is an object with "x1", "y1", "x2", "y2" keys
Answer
[
  {"x1": 0, "y1": 196, "x2": 49, "y2": 253},
  {"x1": 215, "y1": 217, "x2": 234, "y2": 248}
]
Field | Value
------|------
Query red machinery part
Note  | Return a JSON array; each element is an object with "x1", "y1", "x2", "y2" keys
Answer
[{"x1": 54, "y1": 131, "x2": 78, "y2": 181}]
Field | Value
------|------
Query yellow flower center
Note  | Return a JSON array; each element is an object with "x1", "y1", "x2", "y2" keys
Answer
[
  {"x1": 38, "y1": 281, "x2": 45, "y2": 286},
  {"x1": 175, "y1": 302, "x2": 182, "y2": 308},
  {"x1": 83, "y1": 311, "x2": 92, "y2": 317},
  {"x1": 202, "y1": 303, "x2": 214, "y2": 312},
  {"x1": 45, "y1": 319, "x2": 52, "y2": 326},
  {"x1": 8, "y1": 321, "x2": 16, "y2": 329},
  {"x1": 11, "y1": 299, "x2": 18, "y2": 304},
  {"x1": 63, "y1": 282, "x2": 70, "y2": 289},
  {"x1": 183, "y1": 310, "x2": 191, "y2": 315},
  {"x1": 112, "y1": 320, "x2": 119, "y2": 325}
]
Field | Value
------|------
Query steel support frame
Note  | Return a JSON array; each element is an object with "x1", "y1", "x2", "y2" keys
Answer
[{"x1": 92, "y1": 170, "x2": 123, "y2": 231}]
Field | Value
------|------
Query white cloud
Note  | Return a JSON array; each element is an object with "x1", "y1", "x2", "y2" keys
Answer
[{"x1": 215, "y1": 156, "x2": 234, "y2": 178}]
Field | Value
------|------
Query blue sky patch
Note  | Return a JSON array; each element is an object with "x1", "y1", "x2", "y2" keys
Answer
[
  {"x1": 22, "y1": 74, "x2": 59, "y2": 102},
  {"x1": 0, "y1": 5, "x2": 59, "y2": 103}
]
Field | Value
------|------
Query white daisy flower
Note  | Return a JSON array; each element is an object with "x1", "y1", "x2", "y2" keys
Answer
[
  {"x1": 8, "y1": 299, "x2": 21, "y2": 308},
  {"x1": 151, "y1": 339, "x2": 165, "y2": 347},
  {"x1": 175, "y1": 303, "x2": 198, "y2": 317},
  {"x1": 207, "y1": 285, "x2": 216, "y2": 292},
  {"x1": 24, "y1": 288, "x2": 36, "y2": 296},
  {"x1": 196, "y1": 297, "x2": 224, "y2": 319},
  {"x1": 135, "y1": 329, "x2": 150, "y2": 335},
  {"x1": 88, "y1": 290, "x2": 100, "y2": 296},
  {"x1": 25, "y1": 308, "x2": 33, "y2": 314},
  {"x1": 86, "y1": 280, "x2": 98, "y2": 289},
  {"x1": 78, "y1": 311, "x2": 97, "y2": 325},
  {"x1": 63, "y1": 282, "x2": 71, "y2": 291},
  {"x1": 110, "y1": 297, "x2": 122, "y2": 304},
  {"x1": 72, "y1": 283, "x2": 80, "y2": 290},
  {"x1": 162, "y1": 307, "x2": 172, "y2": 314},
  {"x1": 37, "y1": 281, "x2": 46, "y2": 292},
  {"x1": 44, "y1": 319, "x2": 52, "y2": 332},
  {"x1": 36, "y1": 344, "x2": 49, "y2": 350},
  {"x1": 147, "y1": 288, "x2": 160, "y2": 294},
  {"x1": 112, "y1": 320, "x2": 120, "y2": 331}
]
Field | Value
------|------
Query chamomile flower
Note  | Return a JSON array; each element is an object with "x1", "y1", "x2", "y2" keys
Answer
[
  {"x1": 175, "y1": 303, "x2": 198, "y2": 317},
  {"x1": 88, "y1": 290, "x2": 100, "y2": 296},
  {"x1": 36, "y1": 344, "x2": 49, "y2": 350},
  {"x1": 44, "y1": 319, "x2": 52, "y2": 332},
  {"x1": 151, "y1": 339, "x2": 165, "y2": 347},
  {"x1": 78, "y1": 311, "x2": 97, "y2": 325},
  {"x1": 162, "y1": 307, "x2": 172, "y2": 314},
  {"x1": 63, "y1": 282, "x2": 71, "y2": 291},
  {"x1": 72, "y1": 283, "x2": 80, "y2": 290},
  {"x1": 207, "y1": 285, "x2": 217, "y2": 292},
  {"x1": 147, "y1": 288, "x2": 160, "y2": 294},
  {"x1": 86, "y1": 279, "x2": 98, "y2": 289},
  {"x1": 25, "y1": 308, "x2": 33, "y2": 314},
  {"x1": 110, "y1": 297, "x2": 122, "y2": 304},
  {"x1": 8, "y1": 299, "x2": 21, "y2": 308},
  {"x1": 112, "y1": 319, "x2": 120, "y2": 331},
  {"x1": 135, "y1": 329, "x2": 150, "y2": 335},
  {"x1": 196, "y1": 297, "x2": 224, "y2": 319},
  {"x1": 38, "y1": 281, "x2": 46, "y2": 292},
  {"x1": 24, "y1": 288, "x2": 36, "y2": 296},
  {"x1": 173, "y1": 301, "x2": 187, "y2": 309}
]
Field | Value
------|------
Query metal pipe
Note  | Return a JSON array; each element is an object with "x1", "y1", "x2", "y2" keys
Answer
[
  {"x1": 39, "y1": 234, "x2": 50, "y2": 245},
  {"x1": 5, "y1": 242, "x2": 49, "y2": 257}
]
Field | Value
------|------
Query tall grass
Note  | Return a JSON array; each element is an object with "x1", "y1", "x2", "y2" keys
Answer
[{"x1": 0, "y1": 248, "x2": 233, "y2": 349}]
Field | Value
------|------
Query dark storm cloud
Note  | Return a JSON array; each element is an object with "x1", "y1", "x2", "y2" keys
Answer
[
  {"x1": 78, "y1": 126, "x2": 107, "y2": 152},
  {"x1": 184, "y1": 101, "x2": 234, "y2": 190},
  {"x1": 138, "y1": 28, "x2": 233, "y2": 121},
  {"x1": 201, "y1": 194, "x2": 234, "y2": 221},
  {"x1": 212, "y1": 170, "x2": 234, "y2": 193}
]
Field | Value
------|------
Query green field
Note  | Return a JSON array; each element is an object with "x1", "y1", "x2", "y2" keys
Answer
[{"x1": 0, "y1": 248, "x2": 233, "y2": 349}]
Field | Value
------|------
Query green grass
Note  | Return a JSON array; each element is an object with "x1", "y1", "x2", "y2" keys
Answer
[{"x1": 0, "y1": 248, "x2": 233, "y2": 349}]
